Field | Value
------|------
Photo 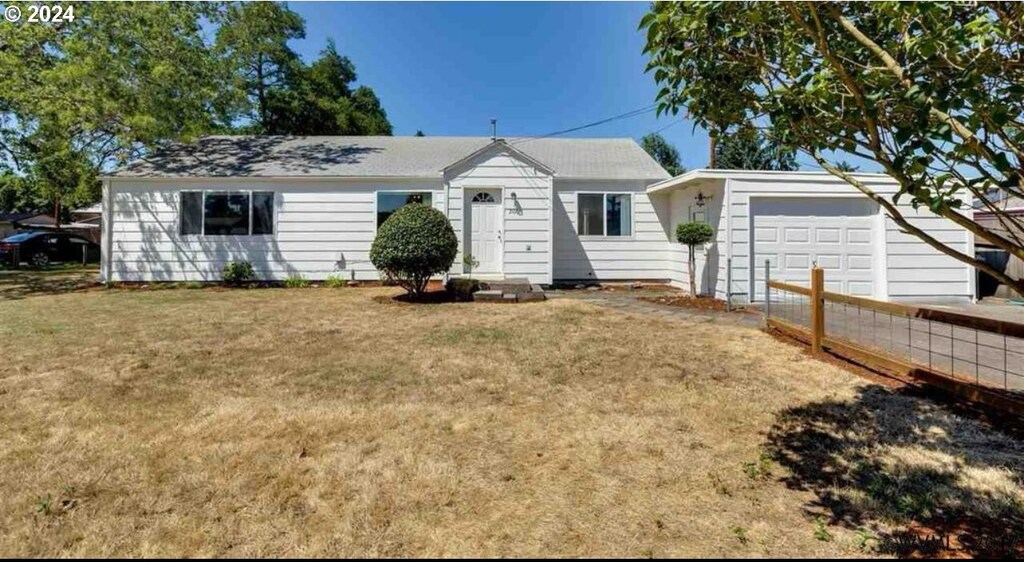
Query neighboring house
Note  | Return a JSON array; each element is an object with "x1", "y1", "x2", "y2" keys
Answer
[
  {"x1": 68, "y1": 203, "x2": 104, "y2": 244},
  {"x1": 974, "y1": 195, "x2": 1024, "y2": 245},
  {"x1": 0, "y1": 211, "x2": 56, "y2": 239},
  {"x1": 973, "y1": 195, "x2": 1024, "y2": 298},
  {"x1": 100, "y1": 136, "x2": 973, "y2": 302},
  {"x1": 70, "y1": 202, "x2": 103, "y2": 223}
]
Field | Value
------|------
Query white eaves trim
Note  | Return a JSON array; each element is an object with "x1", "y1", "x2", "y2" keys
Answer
[
  {"x1": 646, "y1": 168, "x2": 897, "y2": 194},
  {"x1": 99, "y1": 174, "x2": 444, "y2": 182}
]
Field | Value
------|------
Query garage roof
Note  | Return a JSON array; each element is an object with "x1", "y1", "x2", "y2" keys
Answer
[
  {"x1": 646, "y1": 169, "x2": 896, "y2": 194},
  {"x1": 109, "y1": 136, "x2": 671, "y2": 181}
]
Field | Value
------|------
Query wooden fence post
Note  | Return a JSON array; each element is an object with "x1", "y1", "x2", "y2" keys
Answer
[{"x1": 810, "y1": 267, "x2": 825, "y2": 356}]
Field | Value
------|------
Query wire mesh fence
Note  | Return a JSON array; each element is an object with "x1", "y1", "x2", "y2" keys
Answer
[
  {"x1": 765, "y1": 283, "x2": 811, "y2": 330},
  {"x1": 766, "y1": 274, "x2": 1024, "y2": 397}
]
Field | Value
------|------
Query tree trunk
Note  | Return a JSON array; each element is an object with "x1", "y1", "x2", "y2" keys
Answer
[
  {"x1": 688, "y1": 245, "x2": 697, "y2": 296},
  {"x1": 708, "y1": 125, "x2": 717, "y2": 168}
]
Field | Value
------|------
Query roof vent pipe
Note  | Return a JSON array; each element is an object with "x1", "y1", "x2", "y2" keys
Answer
[{"x1": 490, "y1": 119, "x2": 497, "y2": 142}]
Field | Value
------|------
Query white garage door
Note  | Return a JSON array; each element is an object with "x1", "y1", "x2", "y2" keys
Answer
[{"x1": 751, "y1": 198, "x2": 878, "y2": 300}]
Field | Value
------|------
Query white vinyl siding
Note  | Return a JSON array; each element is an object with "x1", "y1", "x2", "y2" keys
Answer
[
  {"x1": 107, "y1": 179, "x2": 443, "y2": 282},
  {"x1": 666, "y1": 182, "x2": 724, "y2": 296},
  {"x1": 554, "y1": 180, "x2": 671, "y2": 281},
  {"x1": 446, "y1": 145, "x2": 553, "y2": 284},
  {"x1": 656, "y1": 173, "x2": 972, "y2": 303}
]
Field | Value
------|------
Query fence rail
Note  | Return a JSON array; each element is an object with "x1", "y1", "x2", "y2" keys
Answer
[{"x1": 764, "y1": 265, "x2": 1024, "y2": 415}]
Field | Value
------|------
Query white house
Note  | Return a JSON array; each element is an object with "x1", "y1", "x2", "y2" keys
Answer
[{"x1": 100, "y1": 135, "x2": 974, "y2": 302}]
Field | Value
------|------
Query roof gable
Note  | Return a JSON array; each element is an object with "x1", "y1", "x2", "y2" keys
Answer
[{"x1": 442, "y1": 139, "x2": 555, "y2": 177}]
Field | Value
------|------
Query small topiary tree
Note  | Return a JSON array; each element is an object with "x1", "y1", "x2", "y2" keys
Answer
[
  {"x1": 675, "y1": 221, "x2": 715, "y2": 297},
  {"x1": 462, "y1": 253, "x2": 480, "y2": 280},
  {"x1": 370, "y1": 203, "x2": 458, "y2": 299}
]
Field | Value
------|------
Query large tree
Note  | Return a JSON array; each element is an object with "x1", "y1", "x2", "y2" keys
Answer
[
  {"x1": 216, "y1": 1, "x2": 305, "y2": 132},
  {"x1": 714, "y1": 128, "x2": 798, "y2": 171},
  {"x1": 640, "y1": 133, "x2": 686, "y2": 175},
  {"x1": 0, "y1": 2, "x2": 226, "y2": 216},
  {"x1": 1, "y1": 1, "x2": 392, "y2": 219},
  {"x1": 642, "y1": 1, "x2": 1024, "y2": 294},
  {"x1": 217, "y1": 7, "x2": 392, "y2": 136}
]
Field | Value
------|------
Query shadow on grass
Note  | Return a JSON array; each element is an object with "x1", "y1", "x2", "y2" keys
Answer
[
  {"x1": 372, "y1": 290, "x2": 459, "y2": 306},
  {"x1": 0, "y1": 267, "x2": 100, "y2": 301},
  {"x1": 766, "y1": 384, "x2": 1024, "y2": 557}
]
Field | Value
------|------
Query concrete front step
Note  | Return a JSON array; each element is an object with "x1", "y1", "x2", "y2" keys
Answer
[{"x1": 470, "y1": 280, "x2": 547, "y2": 303}]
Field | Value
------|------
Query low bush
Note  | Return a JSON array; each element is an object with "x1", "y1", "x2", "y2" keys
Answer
[
  {"x1": 221, "y1": 261, "x2": 255, "y2": 285},
  {"x1": 445, "y1": 278, "x2": 483, "y2": 302},
  {"x1": 369, "y1": 204, "x2": 458, "y2": 298},
  {"x1": 323, "y1": 274, "x2": 346, "y2": 288},
  {"x1": 284, "y1": 273, "x2": 310, "y2": 288}
]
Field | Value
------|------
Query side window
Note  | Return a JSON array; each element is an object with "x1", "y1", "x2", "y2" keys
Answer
[
  {"x1": 178, "y1": 191, "x2": 275, "y2": 236},
  {"x1": 577, "y1": 193, "x2": 632, "y2": 236},
  {"x1": 376, "y1": 191, "x2": 433, "y2": 228},
  {"x1": 252, "y1": 192, "x2": 274, "y2": 235},
  {"x1": 204, "y1": 192, "x2": 250, "y2": 235},
  {"x1": 577, "y1": 194, "x2": 604, "y2": 236},
  {"x1": 180, "y1": 192, "x2": 203, "y2": 235}
]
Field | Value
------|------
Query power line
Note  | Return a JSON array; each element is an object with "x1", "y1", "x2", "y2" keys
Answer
[
  {"x1": 648, "y1": 118, "x2": 683, "y2": 136},
  {"x1": 510, "y1": 104, "x2": 657, "y2": 145}
]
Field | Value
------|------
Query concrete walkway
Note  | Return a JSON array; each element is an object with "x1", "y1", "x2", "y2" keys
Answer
[{"x1": 548, "y1": 290, "x2": 762, "y2": 328}]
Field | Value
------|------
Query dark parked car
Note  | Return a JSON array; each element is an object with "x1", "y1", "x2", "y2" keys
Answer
[{"x1": 0, "y1": 231, "x2": 100, "y2": 267}]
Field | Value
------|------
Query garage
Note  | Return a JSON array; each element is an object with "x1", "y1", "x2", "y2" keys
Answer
[
  {"x1": 750, "y1": 197, "x2": 878, "y2": 300},
  {"x1": 646, "y1": 169, "x2": 974, "y2": 303}
]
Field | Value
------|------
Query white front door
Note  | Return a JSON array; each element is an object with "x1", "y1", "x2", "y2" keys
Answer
[{"x1": 468, "y1": 190, "x2": 502, "y2": 274}]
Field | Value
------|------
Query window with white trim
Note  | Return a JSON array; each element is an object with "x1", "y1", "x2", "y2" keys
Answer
[
  {"x1": 376, "y1": 191, "x2": 433, "y2": 228},
  {"x1": 179, "y1": 191, "x2": 275, "y2": 236},
  {"x1": 577, "y1": 193, "x2": 632, "y2": 237}
]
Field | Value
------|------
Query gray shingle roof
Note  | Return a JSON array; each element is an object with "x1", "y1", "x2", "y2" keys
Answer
[{"x1": 111, "y1": 136, "x2": 670, "y2": 180}]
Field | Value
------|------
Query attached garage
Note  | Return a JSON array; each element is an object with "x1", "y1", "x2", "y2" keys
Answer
[
  {"x1": 649, "y1": 169, "x2": 975, "y2": 304},
  {"x1": 750, "y1": 197, "x2": 879, "y2": 300}
]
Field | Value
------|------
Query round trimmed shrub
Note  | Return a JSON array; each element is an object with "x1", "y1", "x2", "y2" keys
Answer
[
  {"x1": 370, "y1": 203, "x2": 458, "y2": 298},
  {"x1": 675, "y1": 221, "x2": 714, "y2": 246},
  {"x1": 675, "y1": 221, "x2": 715, "y2": 297}
]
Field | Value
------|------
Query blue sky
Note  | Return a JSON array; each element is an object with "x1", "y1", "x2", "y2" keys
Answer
[{"x1": 287, "y1": 1, "x2": 714, "y2": 171}]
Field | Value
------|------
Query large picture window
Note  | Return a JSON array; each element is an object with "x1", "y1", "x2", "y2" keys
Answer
[
  {"x1": 577, "y1": 193, "x2": 632, "y2": 237},
  {"x1": 180, "y1": 191, "x2": 275, "y2": 236},
  {"x1": 376, "y1": 191, "x2": 433, "y2": 228}
]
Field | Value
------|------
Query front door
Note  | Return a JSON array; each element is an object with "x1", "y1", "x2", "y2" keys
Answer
[{"x1": 468, "y1": 190, "x2": 502, "y2": 274}]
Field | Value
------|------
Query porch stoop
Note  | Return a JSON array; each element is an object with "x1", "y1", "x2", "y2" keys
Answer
[{"x1": 471, "y1": 277, "x2": 547, "y2": 303}]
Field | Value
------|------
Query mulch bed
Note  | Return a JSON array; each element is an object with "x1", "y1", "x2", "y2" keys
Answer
[
  {"x1": 371, "y1": 290, "x2": 457, "y2": 305},
  {"x1": 639, "y1": 294, "x2": 757, "y2": 314},
  {"x1": 640, "y1": 295, "x2": 726, "y2": 311},
  {"x1": 598, "y1": 283, "x2": 678, "y2": 293}
]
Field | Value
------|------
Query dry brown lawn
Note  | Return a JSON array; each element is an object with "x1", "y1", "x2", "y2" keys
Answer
[{"x1": 1, "y1": 285, "x2": 1022, "y2": 557}]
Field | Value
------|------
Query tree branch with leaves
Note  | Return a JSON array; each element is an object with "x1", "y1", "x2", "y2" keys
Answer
[{"x1": 642, "y1": 1, "x2": 1024, "y2": 295}]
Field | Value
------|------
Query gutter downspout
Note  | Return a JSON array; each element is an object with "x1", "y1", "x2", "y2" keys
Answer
[
  {"x1": 100, "y1": 179, "x2": 113, "y2": 282},
  {"x1": 442, "y1": 171, "x2": 452, "y2": 282},
  {"x1": 723, "y1": 177, "x2": 734, "y2": 302}
]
